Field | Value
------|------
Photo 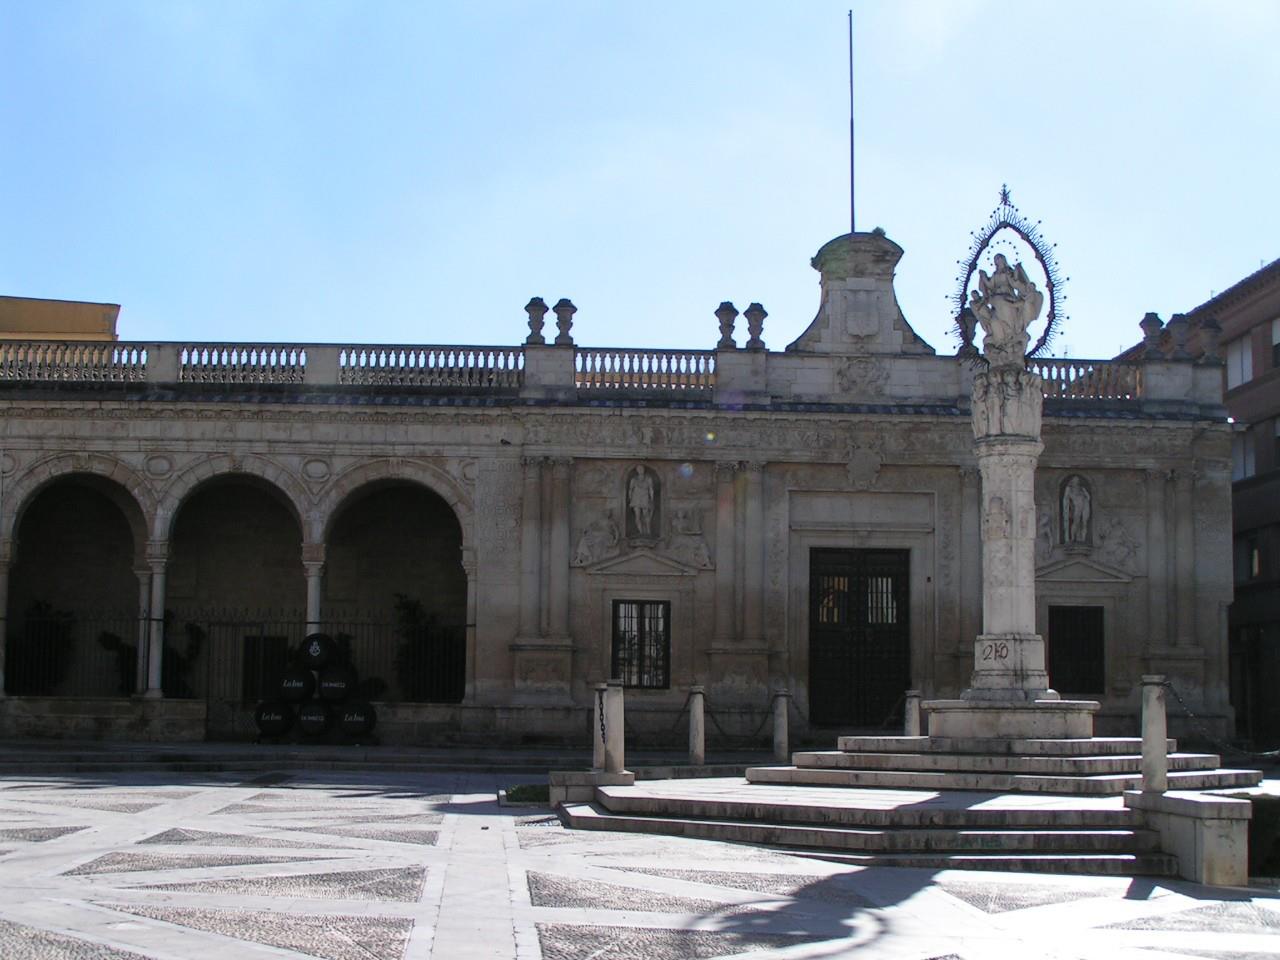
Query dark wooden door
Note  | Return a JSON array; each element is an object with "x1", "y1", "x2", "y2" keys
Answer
[{"x1": 808, "y1": 548, "x2": 910, "y2": 727}]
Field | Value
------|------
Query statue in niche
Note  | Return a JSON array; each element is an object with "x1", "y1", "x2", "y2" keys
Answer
[
  {"x1": 572, "y1": 509, "x2": 620, "y2": 566},
  {"x1": 626, "y1": 465, "x2": 659, "y2": 540},
  {"x1": 1061, "y1": 475, "x2": 1092, "y2": 545},
  {"x1": 969, "y1": 253, "x2": 1044, "y2": 368}
]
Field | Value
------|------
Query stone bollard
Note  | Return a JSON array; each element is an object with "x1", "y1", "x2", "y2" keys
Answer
[
  {"x1": 1142, "y1": 675, "x2": 1168, "y2": 793},
  {"x1": 904, "y1": 690, "x2": 923, "y2": 737},
  {"x1": 689, "y1": 685, "x2": 706, "y2": 766},
  {"x1": 772, "y1": 688, "x2": 790, "y2": 762},
  {"x1": 592, "y1": 682, "x2": 607, "y2": 771},
  {"x1": 604, "y1": 679, "x2": 625, "y2": 774}
]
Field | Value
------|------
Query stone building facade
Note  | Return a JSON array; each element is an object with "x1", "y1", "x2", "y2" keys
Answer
[{"x1": 0, "y1": 232, "x2": 1234, "y2": 744}]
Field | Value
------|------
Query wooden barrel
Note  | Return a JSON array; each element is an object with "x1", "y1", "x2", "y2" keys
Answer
[
  {"x1": 279, "y1": 665, "x2": 315, "y2": 702},
  {"x1": 297, "y1": 701, "x2": 333, "y2": 736},
  {"x1": 339, "y1": 701, "x2": 377, "y2": 738},
  {"x1": 299, "y1": 632, "x2": 336, "y2": 671},
  {"x1": 254, "y1": 700, "x2": 295, "y2": 737},
  {"x1": 318, "y1": 663, "x2": 358, "y2": 702}
]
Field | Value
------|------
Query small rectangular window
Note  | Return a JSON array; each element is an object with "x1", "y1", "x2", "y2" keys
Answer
[
  {"x1": 1232, "y1": 432, "x2": 1257, "y2": 481},
  {"x1": 1272, "y1": 318, "x2": 1280, "y2": 369},
  {"x1": 611, "y1": 600, "x2": 670, "y2": 689},
  {"x1": 1226, "y1": 335, "x2": 1253, "y2": 389},
  {"x1": 1047, "y1": 605, "x2": 1105, "y2": 695}
]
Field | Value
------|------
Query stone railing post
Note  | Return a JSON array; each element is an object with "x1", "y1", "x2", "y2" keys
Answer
[
  {"x1": 303, "y1": 345, "x2": 340, "y2": 385},
  {"x1": 145, "y1": 343, "x2": 180, "y2": 382},
  {"x1": 688, "y1": 685, "x2": 706, "y2": 766},
  {"x1": 604, "y1": 679, "x2": 625, "y2": 774},
  {"x1": 772, "y1": 688, "x2": 790, "y2": 762},
  {"x1": 1142, "y1": 675, "x2": 1168, "y2": 793},
  {"x1": 592, "y1": 682, "x2": 607, "y2": 771},
  {"x1": 904, "y1": 689, "x2": 923, "y2": 736}
]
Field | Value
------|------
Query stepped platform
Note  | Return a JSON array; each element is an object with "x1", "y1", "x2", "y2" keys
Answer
[
  {"x1": 561, "y1": 778, "x2": 1179, "y2": 876},
  {"x1": 747, "y1": 735, "x2": 1262, "y2": 796}
]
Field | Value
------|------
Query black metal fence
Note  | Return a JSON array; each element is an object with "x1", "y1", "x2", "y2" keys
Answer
[{"x1": 3, "y1": 604, "x2": 466, "y2": 713}]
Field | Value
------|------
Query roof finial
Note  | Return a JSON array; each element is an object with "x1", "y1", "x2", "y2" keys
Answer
[{"x1": 999, "y1": 183, "x2": 1012, "y2": 206}]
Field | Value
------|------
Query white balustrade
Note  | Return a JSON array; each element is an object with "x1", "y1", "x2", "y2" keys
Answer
[{"x1": 575, "y1": 348, "x2": 715, "y2": 391}]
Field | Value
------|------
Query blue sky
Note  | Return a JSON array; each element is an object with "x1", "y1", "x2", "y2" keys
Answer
[{"x1": 2, "y1": 1, "x2": 1276, "y2": 358}]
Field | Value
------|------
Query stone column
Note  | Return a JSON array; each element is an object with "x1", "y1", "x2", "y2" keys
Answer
[
  {"x1": 518, "y1": 456, "x2": 543, "y2": 639},
  {"x1": 133, "y1": 566, "x2": 152, "y2": 696},
  {"x1": 742, "y1": 461, "x2": 765, "y2": 644},
  {"x1": 604, "y1": 679, "x2": 625, "y2": 774},
  {"x1": 144, "y1": 540, "x2": 168, "y2": 699},
  {"x1": 302, "y1": 543, "x2": 325, "y2": 634},
  {"x1": 958, "y1": 467, "x2": 983, "y2": 652},
  {"x1": 1145, "y1": 469, "x2": 1169, "y2": 648},
  {"x1": 713, "y1": 462, "x2": 738, "y2": 642},
  {"x1": 547, "y1": 458, "x2": 571, "y2": 638},
  {"x1": 1173, "y1": 469, "x2": 1196, "y2": 646},
  {"x1": 772, "y1": 688, "x2": 790, "y2": 761},
  {"x1": 965, "y1": 363, "x2": 1054, "y2": 702}
]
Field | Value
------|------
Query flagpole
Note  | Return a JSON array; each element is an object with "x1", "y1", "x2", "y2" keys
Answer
[{"x1": 848, "y1": 8, "x2": 855, "y2": 235}]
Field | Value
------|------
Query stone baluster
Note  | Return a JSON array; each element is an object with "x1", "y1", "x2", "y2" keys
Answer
[
  {"x1": 743, "y1": 302, "x2": 767, "y2": 351},
  {"x1": 1142, "y1": 675, "x2": 1168, "y2": 793},
  {"x1": 688, "y1": 685, "x2": 706, "y2": 766},
  {"x1": 518, "y1": 457, "x2": 543, "y2": 639},
  {"x1": 715, "y1": 302, "x2": 738, "y2": 349},
  {"x1": 553, "y1": 299, "x2": 576, "y2": 346},
  {"x1": 144, "y1": 540, "x2": 169, "y2": 698},
  {"x1": 547, "y1": 458, "x2": 572, "y2": 638},
  {"x1": 525, "y1": 297, "x2": 548, "y2": 345}
]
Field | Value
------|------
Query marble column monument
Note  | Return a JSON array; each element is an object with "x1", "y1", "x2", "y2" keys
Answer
[{"x1": 925, "y1": 254, "x2": 1100, "y2": 739}]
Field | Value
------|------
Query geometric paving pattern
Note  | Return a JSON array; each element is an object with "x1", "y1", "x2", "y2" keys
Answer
[{"x1": 1, "y1": 768, "x2": 1280, "y2": 958}]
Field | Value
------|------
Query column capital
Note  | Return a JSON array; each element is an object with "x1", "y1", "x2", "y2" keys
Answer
[
  {"x1": 549, "y1": 456, "x2": 573, "y2": 475},
  {"x1": 740, "y1": 459, "x2": 766, "y2": 475},
  {"x1": 301, "y1": 542, "x2": 327, "y2": 565},
  {"x1": 1144, "y1": 467, "x2": 1171, "y2": 485},
  {"x1": 713, "y1": 461, "x2": 740, "y2": 483},
  {"x1": 521, "y1": 455, "x2": 546, "y2": 469},
  {"x1": 145, "y1": 540, "x2": 169, "y2": 566},
  {"x1": 0, "y1": 537, "x2": 13, "y2": 566}
]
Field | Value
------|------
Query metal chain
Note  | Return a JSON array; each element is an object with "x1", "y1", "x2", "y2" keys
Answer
[
  {"x1": 597, "y1": 688, "x2": 606, "y2": 745},
  {"x1": 877, "y1": 691, "x2": 908, "y2": 732},
  {"x1": 668, "y1": 690, "x2": 694, "y2": 731},
  {"x1": 1162, "y1": 679, "x2": 1280, "y2": 761}
]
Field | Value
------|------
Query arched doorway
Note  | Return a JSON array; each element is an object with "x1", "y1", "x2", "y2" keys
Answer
[
  {"x1": 324, "y1": 481, "x2": 466, "y2": 703},
  {"x1": 6, "y1": 476, "x2": 146, "y2": 697},
  {"x1": 166, "y1": 476, "x2": 305, "y2": 711}
]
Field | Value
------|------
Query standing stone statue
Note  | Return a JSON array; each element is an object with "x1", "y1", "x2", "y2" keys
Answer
[
  {"x1": 1062, "y1": 475, "x2": 1092, "y2": 544},
  {"x1": 969, "y1": 253, "x2": 1044, "y2": 368},
  {"x1": 627, "y1": 466, "x2": 657, "y2": 538}
]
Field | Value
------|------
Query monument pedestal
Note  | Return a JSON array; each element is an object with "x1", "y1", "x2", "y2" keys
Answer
[{"x1": 923, "y1": 697, "x2": 1099, "y2": 740}]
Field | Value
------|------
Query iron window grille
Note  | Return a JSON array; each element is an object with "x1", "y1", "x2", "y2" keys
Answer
[{"x1": 611, "y1": 599, "x2": 670, "y2": 689}]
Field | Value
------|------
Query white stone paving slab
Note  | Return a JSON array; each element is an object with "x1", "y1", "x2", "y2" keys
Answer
[{"x1": 0, "y1": 768, "x2": 1278, "y2": 958}]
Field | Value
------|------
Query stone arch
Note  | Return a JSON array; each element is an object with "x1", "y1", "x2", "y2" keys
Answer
[
  {"x1": 315, "y1": 459, "x2": 474, "y2": 552},
  {"x1": 2, "y1": 453, "x2": 155, "y2": 551},
  {"x1": 155, "y1": 454, "x2": 311, "y2": 541}
]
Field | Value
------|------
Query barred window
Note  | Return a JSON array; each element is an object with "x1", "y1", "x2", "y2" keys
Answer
[{"x1": 611, "y1": 600, "x2": 670, "y2": 689}]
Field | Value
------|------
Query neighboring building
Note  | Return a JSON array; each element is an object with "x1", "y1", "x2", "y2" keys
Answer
[
  {"x1": 0, "y1": 232, "x2": 1235, "y2": 745},
  {"x1": 1171, "y1": 261, "x2": 1280, "y2": 745},
  {"x1": 0, "y1": 296, "x2": 119, "y2": 342}
]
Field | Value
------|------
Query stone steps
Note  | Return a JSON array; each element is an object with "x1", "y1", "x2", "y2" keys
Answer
[
  {"x1": 834, "y1": 736, "x2": 1176, "y2": 756},
  {"x1": 745, "y1": 764, "x2": 1262, "y2": 795},
  {"x1": 562, "y1": 800, "x2": 1174, "y2": 874},
  {"x1": 793, "y1": 750, "x2": 1222, "y2": 776},
  {"x1": 596, "y1": 785, "x2": 1138, "y2": 828}
]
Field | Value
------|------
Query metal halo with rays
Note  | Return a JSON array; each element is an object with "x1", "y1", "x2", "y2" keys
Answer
[{"x1": 952, "y1": 185, "x2": 1067, "y2": 359}]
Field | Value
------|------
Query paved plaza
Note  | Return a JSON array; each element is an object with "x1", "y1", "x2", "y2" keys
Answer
[{"x1": 0, "y1": 768, "x2": 1278, "y2": 959}]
